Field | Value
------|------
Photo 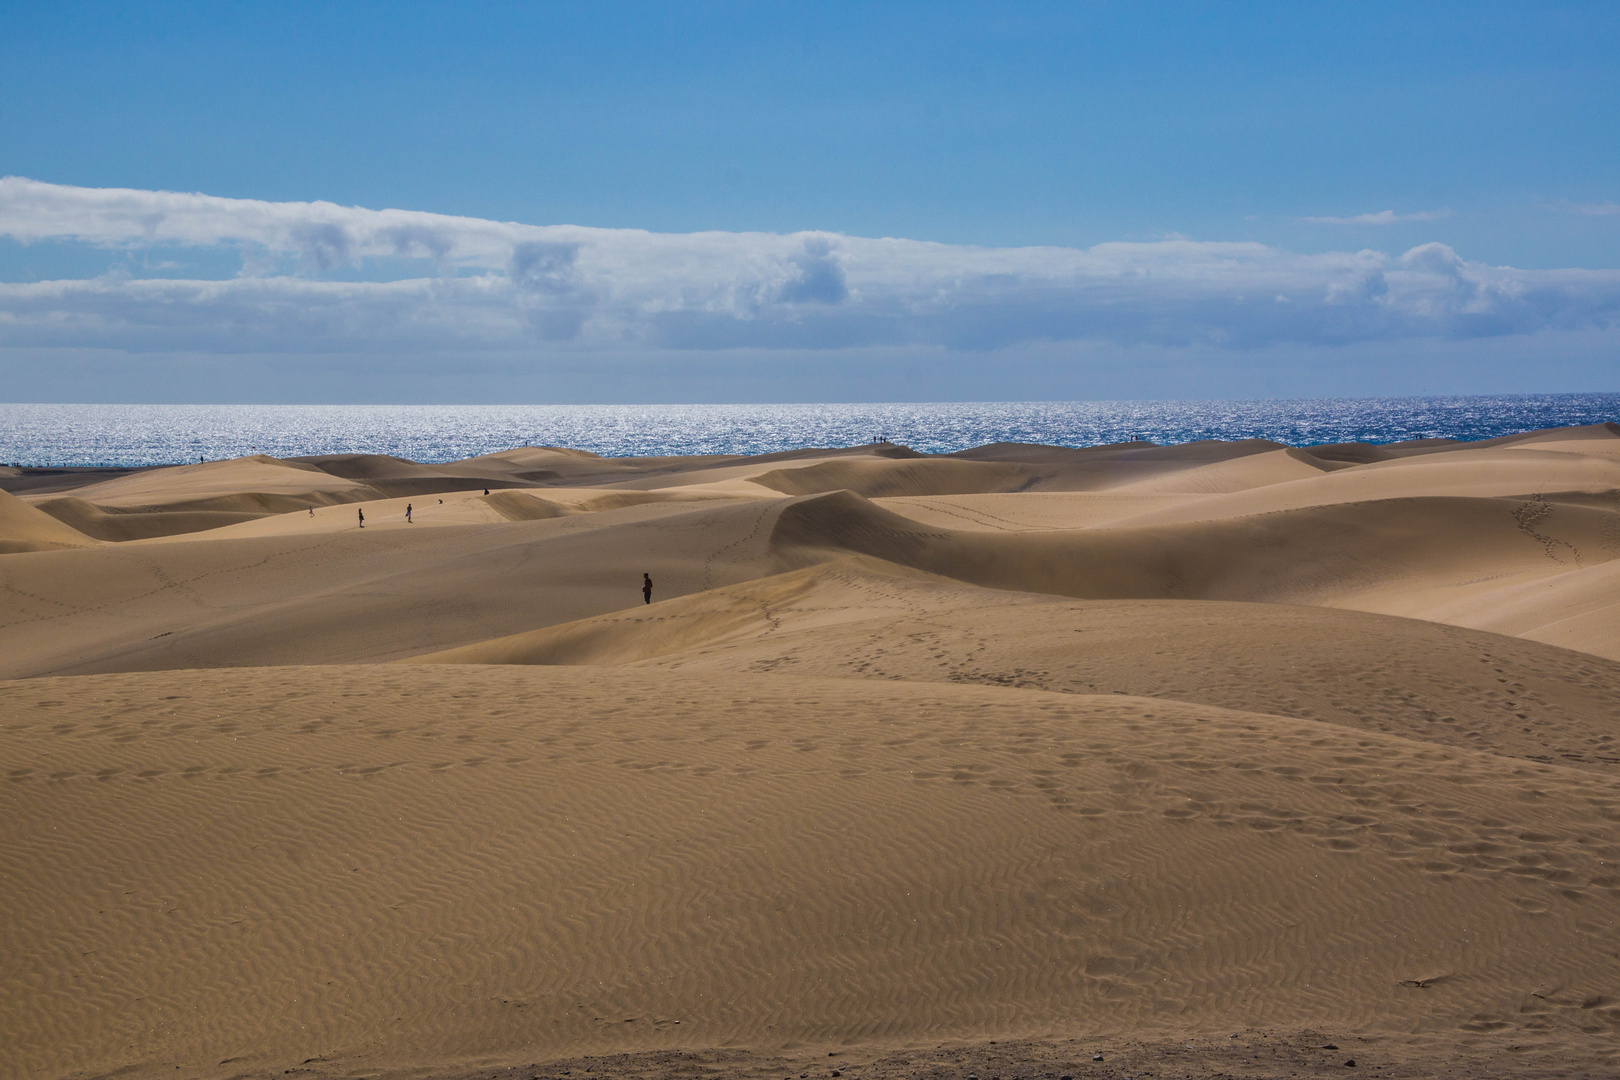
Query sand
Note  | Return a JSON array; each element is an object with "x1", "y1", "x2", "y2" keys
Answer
[
  {"x1": 3, "y1": 423, "x2": 1619, "y2": 1080},
  {"x1": 0, "y1": 487, "x2": 97, "y2": 553}
]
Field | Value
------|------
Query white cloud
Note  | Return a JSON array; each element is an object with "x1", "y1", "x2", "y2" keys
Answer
[
  {"x1": 1302, "y1": 208, "x2": 1452, "y2": 225},
  {"x1": 1567, "y1": 201, "x2": 1620, "y2": 217},
  {"x1": 1, "y1": 178, "x2": 1617, "y2": 358}
]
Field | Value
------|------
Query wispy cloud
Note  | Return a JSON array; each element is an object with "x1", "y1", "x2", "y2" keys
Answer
[
  {"x1": 1302, "y1": 208, "x2": 1452, "y2": 226},
  {"x1": 1, "y1": 179, "x2": 1617, "y2": 359},
  {"x1": 1566, "y1": 201, "x2": 1620, "y2": 217}
]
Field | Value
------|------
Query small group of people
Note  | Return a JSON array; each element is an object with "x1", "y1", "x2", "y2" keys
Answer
[
  {"x1": 354, "y1": 503, "x2": 414, "y2": 528},
  {"x1": 871, "y1": 435, "x2": 891, "y2": 444}
]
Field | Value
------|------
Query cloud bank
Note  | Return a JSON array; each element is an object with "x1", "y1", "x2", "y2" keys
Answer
[{"x1": 2, "y1": 178, "x2": 1618, "y2": 370}]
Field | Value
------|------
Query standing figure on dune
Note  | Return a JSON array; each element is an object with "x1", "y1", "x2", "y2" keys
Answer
[
  {"x1": 642, "y1": 573, "x2": 653, "y2": 605},
  {"x1": 358, "y1": 507, "x2": 365, "y2": 529}
]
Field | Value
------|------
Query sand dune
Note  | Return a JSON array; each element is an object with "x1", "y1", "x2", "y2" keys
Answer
[
  {"x1": 1104, "y1": 447, "x2": 1620, "y2": 528},
  {"x1": 0, "y1": 495, "x2": 793, "y2": 678},
  {"x1": 1352, "y1": 553, "x2": 1620, "y2": 662},
  {"x1": 771, "y1": 489, "x2": 1620, "y2": 612},
  {"x1": 871, "y1": 491, "x2": 1195, "y2": 531},
  {"x1": 0, "y1": 487, "x2": 95, "y2": 553},
  {"x1": 751, "y1": 440, "x2": 1336, "y2": 498},
  {"x1": 6, "y1": 665, "x2": 1620, "y2": 1080},
  {"x1": 1095, "y1": 446, "x2": 1337, "y2": 493},
  {"x1": 1486, "y1": 421, "x2": 1620, "y2": 453},
  {"x1": 0, "y1": 463, "x2": 150, "y2": 496},
  {"x1": 950, "y1": 436, "x2": 1286, "y2": 468},
  {"x1": 30, "y1": 494, "x2": 274, "y2": 541},
  {"x1": 4, "y1": 423, "x2": 1620, "y2": 1080},
  {"x1": 751, "y1": 457, "x2": 1029, "y2": 497},
  {"x1": 45, "y1": 453, "x2": 376, "y2": 506},
  {"x1": 411, "y1": 556, "x2": 1620, "y2": 768},
  {"x1": 18, "y1": 451, "x2": 615, "y2": 540}
]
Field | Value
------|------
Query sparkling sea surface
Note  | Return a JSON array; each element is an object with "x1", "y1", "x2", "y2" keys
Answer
[{"x1": 1, "y1": 395, "x2": 1616, "y2": 467}]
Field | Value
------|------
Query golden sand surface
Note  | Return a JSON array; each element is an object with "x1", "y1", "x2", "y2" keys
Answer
[{"x1": 3, "y1": 425, "x2": 1619, "y2": 1080}]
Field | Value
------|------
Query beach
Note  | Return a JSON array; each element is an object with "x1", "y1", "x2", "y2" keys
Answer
[{"x1": 3, "y1": 424, "x2": 1619, "y2": 1079}]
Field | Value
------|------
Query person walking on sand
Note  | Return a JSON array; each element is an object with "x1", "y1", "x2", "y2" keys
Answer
[
  {"x1": 642, "y1": 573, "x2": 653, "y2": 605},
  {"x1": 405, "y1": 503, "x2": 413, "y2": 523},
  {"x1": 358, "y1": 507, "x2": 365, "y2": 529}
]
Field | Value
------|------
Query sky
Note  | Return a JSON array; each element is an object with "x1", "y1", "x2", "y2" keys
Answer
[{"x1": 1, "y1": 0, "x2": 1617, "y2": 404}]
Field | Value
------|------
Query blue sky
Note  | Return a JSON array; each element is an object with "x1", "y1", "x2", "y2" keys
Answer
[{"x1": 1, "y1": 1, "x2": 1617, "y2": 403}]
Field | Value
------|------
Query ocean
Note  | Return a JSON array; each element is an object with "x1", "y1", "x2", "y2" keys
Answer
[{"x1": 1, "y1": 395, "x2": 1616, "y2": 467}]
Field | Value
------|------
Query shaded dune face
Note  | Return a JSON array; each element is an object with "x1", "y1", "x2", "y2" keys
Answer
[{"x1": 4, "y1": 424, "x2": 1620, "y2": 1080}]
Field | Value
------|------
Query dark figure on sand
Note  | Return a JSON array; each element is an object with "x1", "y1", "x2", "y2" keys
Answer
[
  {"x1": 642, "y1": 573, "x2": 653, "y2": 605},
  {"x1": 358, "y1": 507, "x2": 364, "y2": 529},
  {"x1": 405, "y1": 503, "x2": 413, "y2": 523}
]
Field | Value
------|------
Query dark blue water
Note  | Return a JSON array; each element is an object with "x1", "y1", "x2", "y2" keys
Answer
[{"x1": 1, "y1": 395, "x2": 1615, "y2": 467}]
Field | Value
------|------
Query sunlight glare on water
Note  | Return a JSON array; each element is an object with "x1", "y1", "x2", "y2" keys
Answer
[{"x1": 0, "y1": 396, "x2": 1616, "y2": 467}]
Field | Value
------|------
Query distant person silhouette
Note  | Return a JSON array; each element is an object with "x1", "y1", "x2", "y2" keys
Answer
[
  {"x1": 642, "y1": 573, "x2": 653, "y2": 605},
  {"x1": 405, "y1": 503, "x2": 413, "y2": 523},
  {"x1": 358, "y1": 507, "x2": 365, "y2": 529},
  {"x1": 308, "y1": 506, "x2": 314, "y2": 517},
  {"x1": 484, "y1": 488, "x2": 489, "y2": 495}
]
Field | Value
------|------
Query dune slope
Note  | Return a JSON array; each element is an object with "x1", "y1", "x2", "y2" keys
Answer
[
  {"x1": 0, "y1": 487, "x2": 95, "y2": 554},
  {"x1": 0, "y1": 497, "x2": 792, "y2": 678},
  {"x1": 772, "y1": 489, "x2": 1620, "y2": 609},
  {"x1": 5, "y1": 665, "x2": 1620, "y2": 1080},
  {"x1": 411, "y1": 557, "x2": 1620, "y2": 771}
]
